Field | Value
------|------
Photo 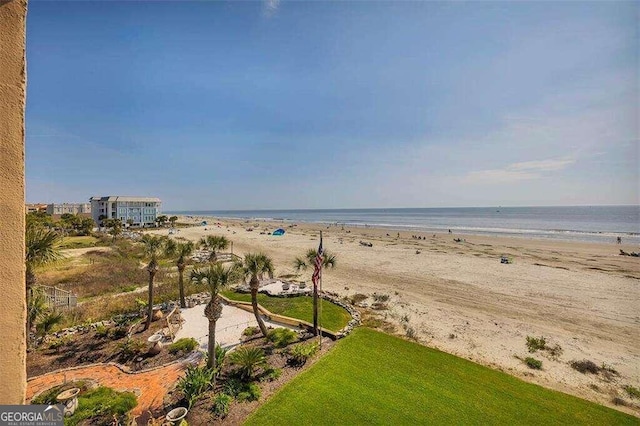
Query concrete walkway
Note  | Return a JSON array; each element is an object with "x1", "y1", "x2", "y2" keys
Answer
[{"x1": 174, "y1": 302, "x2": 297, "y2": 350}]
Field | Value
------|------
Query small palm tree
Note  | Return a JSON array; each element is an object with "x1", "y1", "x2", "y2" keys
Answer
[
  {"x1": 36, "y1": 310, "x2": 64, "y2": 337},
  {"x1": 170, "y1": 241, "x2": 195, "y2": 308},
  {"x1": 228, "y1": 347, "x2": 267, "y2": 380},
  {"x1": 25, "y1": 224, "x2": 61, "y2": 339},
  {"x1": 293, "y1": 248, "x2": 337, "y2": 273},
  {"x1": 199, "y1": 235, "x2": 229, "y2": 262},
  {"x1": 142, "y1": 235, "x2": 168, "y2": 330},
  {"x1": 191, "y1": 263, "x2": 237, "y2": 371},
  {"x1": 237, "y1": 253, "x2": 274, "y2": 337},
  {"x1": 293, "y1": 247, "x2": 337, "y2": 334}
]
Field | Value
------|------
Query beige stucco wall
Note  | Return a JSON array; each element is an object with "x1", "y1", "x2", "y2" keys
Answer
[{"x1": 0, "y1": 0, "x2": 28, "y2": 404}]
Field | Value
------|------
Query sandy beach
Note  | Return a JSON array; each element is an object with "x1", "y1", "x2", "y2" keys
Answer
[{"x1": 154, "y1": 216, "x2": 639, "y2": 414}]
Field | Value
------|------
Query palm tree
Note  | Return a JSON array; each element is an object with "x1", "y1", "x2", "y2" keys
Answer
[
  {"x1": 199, "y1": 235, "x2": 229, "y2": 262},
  {"x1": 293, "y1": 246, "x2": 337, "y2": 334},
  {"x1": 191, "y1": 263, "x2": 237, "y2": 371},
  {"x1": 293, "y1": 248, "x2": 337, "y2": 272},
  {"x1": 228, "y1": 347, "x2": 267, "y2": 381},
  {"x1": 142, "y1": 235, "x2": 167, "y2": 330},
  {"x1": 172, "y1": 241, "x2": 195, "y2": 308},
  {"x1": 169, "y1": 216, "x2": 178, "y2": 227},
  {"x1": 237, "y1": 253, "x2": 274, "y2": 337},
  {"x1": 25, "y1": 224, "x2": 61, "y2": 339}
]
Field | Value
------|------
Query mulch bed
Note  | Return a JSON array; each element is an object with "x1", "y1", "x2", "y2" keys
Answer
[
  {"x1": 180, "y1": 335, "x2": 337, "y2": 426},
  {"x1": 27, "y1": 319, "x2": 184, "y2": 378}
]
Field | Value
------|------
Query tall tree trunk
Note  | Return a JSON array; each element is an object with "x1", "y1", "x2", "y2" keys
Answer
[
  {"x1": 208, "y1": 319, "x2": 216, "y2": 371},
  {"x1": 250, "y1": 277, "x2": 268, "y2": 337},
  {"x1": 145, "y1": 270, "x2": 156, "y2": 330},
  {"x1": 178, "y1": 264, "x2": 186, "y2": 308}
]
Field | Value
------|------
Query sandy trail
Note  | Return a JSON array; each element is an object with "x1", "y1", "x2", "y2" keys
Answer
[{"x1": 148, "y1": 218, "x2": 639, "y2": 416}]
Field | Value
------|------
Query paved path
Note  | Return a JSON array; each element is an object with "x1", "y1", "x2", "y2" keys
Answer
[
  {"x1": 174, "y1": 302, "x2": 297, "y2": 350},
  {"x1": 27, "y1": 359, "x2": 195, "y2": 415}
]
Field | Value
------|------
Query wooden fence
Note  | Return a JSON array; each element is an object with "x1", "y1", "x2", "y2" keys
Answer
[{"x1": 38, "y1": 285, "x2": 77, "y2": 309}]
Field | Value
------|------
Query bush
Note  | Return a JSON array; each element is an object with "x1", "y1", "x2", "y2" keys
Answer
[
  {"x1": 228, "y1": 347, "x2": 267, "y2": 380},
  {"x1": 47, "y1": 335, "x2": 71, "y2": 352},
  {"x1": 350, "y1": 294, "x2": 368, "y2": 304},
  {"x1": 372, "y1": 293, "x2": 390, "y2": 303},
  {"x1": 570, "y1": 359, "x2": 599, "y2": 374},
  {"x1": 108, "y1": 325, "x2": 129, "y2": 340},
  {"x1": 242, "y1": 326, "x2": 259, "y2": 337},
  {"x1": 526, "y1": 336, "x2": 547, "y2": 353},
  {"x1": 525, "y1": 357, "x2": 542, "y2": 370},
  {"x1": 237, "y1": 383, "x2": 261, "y2": 402},
  {"x1": 117, "y1": 338, "x2": 146, "y2": 361},
  {"x1": 546, "y1": 344, "x2": 563, "y2": 360},
  {"x1": 267, "y1": 328, "x2": 298, "y2": 348},
  {"x1": 176, "y1": 365, "x2": 214, "y2": 408},
  {"x1": 287, "y1": 341, "x2": 320, "y2": 366},
  {"x1": 260, "y1": 367, "x2": 282, "y2": 382},
  {"x1": 94, "y1": 324, "x2": 109, "y2": 338},
  {"x1": 624, "y1": 385, "x2": 640, "y2": 399},
  {"x1": 168, "y1": 338, "x2": 198, "y2": 355},
  {"x1": 211, "y1": 393, "x2": 232, "y2": 418}
]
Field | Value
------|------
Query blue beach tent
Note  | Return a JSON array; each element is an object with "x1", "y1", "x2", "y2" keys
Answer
[
  {"x1": 201, "y1": 221, "x2": 207, "y2": 226},
  {"x1": 273, "y1": 228, "x2": 285, "y2": 236}
]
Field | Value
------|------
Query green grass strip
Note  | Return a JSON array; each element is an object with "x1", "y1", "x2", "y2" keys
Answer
[
  {"x1": 246, "y1": 328, "x2": 639, "y2": 425},
  {"x1": 221, "y1": 290, "x2": 351, "y2": 333}
]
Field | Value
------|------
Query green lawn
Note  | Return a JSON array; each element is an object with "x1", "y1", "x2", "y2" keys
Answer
[
  {"x1": 58, "y1": 235, "x2": 100, "y2": 249},
  {"x1": 246, "y1": 328, "x2": 639, "y2": 425},
  {"x1": 222, "y1": 290, "x2": 351, "y2": 333}
]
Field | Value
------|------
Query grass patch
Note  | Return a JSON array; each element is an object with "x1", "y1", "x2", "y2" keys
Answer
[
  {"x1": 246, "y1": 328, "x2": 638, "y2": 425},
  {"x1": 58, "y1": 235, "x2": 100, "y2": 250},
  {"x1": 222, "y1": 290, "x2": 351, "y2": 332},
  {"x1": 67, "y1": 386, "x2": 136, "y2": 426}
]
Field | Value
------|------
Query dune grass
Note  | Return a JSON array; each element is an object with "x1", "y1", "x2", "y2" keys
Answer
[
  {"x1": 246, "y1": 328, "x2": 638, "y2": 425},
  {"x1": 58, "y1": 235, "x2": 100, "y2": 249},
  {"x1": 221, "y1": 290, "x2": 351, "y2": 332}
]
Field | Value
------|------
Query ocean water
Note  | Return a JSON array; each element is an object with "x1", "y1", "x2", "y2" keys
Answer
[{"x1": 166, "y1": 206, "x2": 640, "y2": 244}]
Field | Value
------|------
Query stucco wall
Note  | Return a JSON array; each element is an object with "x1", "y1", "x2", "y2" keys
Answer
[{"x1": 0, "y1": 0, "x2": 28, "y2": 404}]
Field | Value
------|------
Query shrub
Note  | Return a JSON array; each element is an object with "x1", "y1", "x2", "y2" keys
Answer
[
  {"x1": 546, "y1": 344, "x2": 563, "y2": 360},
  {"x1": 405, "y1": 327, "x2": 417, "y2": 340},
  {"x1": 47, "y1": 335, "x2": 71, "y2": 352},
  {"x1": 108, "y1": 325, "x2": 129, "y2": 340},
  {"x1": 267, "y1": 328, "x2": 298, "y2": 348},
  {"x1": 612, "y1": 397, "x2": 628, "y2": 407},
  {"x1": 526, "y1": 336, "x2": 547, "y2": 353},
  {"x1": 525, "y1": 357, "x2": 542, "y2": 370},
  {"x1": 371, "y1": 302, "x2": 388, "y2": 310},
  {"x1": 222, "y1": 378, "x2": 244, "y2": 397},
  {"x1": 260, "y1": 367, "x2": 282, "y2": 382},
  {"x1": 570, "y1": 359, "x2": 599, "y2": 374},
  {"x1": 229, "y1": 347, "x2": 267, "y2": 380},
  {"x1": 350, "y1": 293, "x2": 368, "y2": 304},
  {"x1": 176, "y1": 365, "x2": 214, "y2": 408},
  {"x1": 624, "y1": 385, "x2": 640, "y2": 399},
  {"x1": 211, "y1": 393, "x2": 232, "y2": 418},
  {"x1": 168, "y1": 338, "x2": 198, "y2": 355},
  {"x1": 372, "y1": 293, "x2": 390, "y2": 303},
  {"x1": 94, "y1": 324, "x2": 109, "y2": 338},
  {"x1": 237, "y1": 383, "x2": 261, "y2": 402},
  {"x1": 242, "y1": 326, "x2": 259, "y2": 337},
  {"x1": 117, "y1": 338, "x2": 146, "y2": 361},
  {"x1": 287, "y1": 341, "x2": 319, "y2": 366},
  {"x1": 36, "y1": 311, "x2": 65, "y2": 336}
]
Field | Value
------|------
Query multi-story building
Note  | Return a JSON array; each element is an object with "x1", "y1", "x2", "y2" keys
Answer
[
  {"x1": 25, "y1": 203, "x2": 47, "y2": 214},
  {"x1": 46, "y1": 203, "x2": 91, "y2": 215},
  {"x1": 90, "y1": 196, "x2": 161, "y2": 227}
]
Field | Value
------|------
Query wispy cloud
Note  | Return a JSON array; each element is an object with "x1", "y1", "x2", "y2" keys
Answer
[
  {"x1": 463, "y1": 157, "x2": 576, "y2": 184},
  {"x1": 263, "y1": 0, "x2": 280, "y2": 18}
]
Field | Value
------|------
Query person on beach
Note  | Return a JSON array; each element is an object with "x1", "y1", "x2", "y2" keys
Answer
[{"x1": 617, "y1": 236, "x2": 622, "y2": 244}]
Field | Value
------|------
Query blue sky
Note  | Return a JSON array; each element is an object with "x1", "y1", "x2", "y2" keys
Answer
[{"x1": 26, "y1": 1, "x2": 638, "y2": 210}]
